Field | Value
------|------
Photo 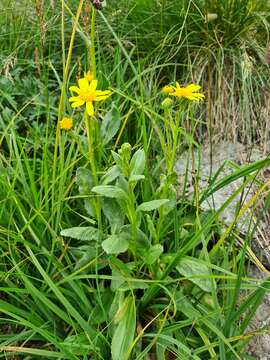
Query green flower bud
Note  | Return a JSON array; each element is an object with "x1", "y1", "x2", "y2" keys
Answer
[{"x1": 161, "y1": 97, "x2": 173, "y2": 109}]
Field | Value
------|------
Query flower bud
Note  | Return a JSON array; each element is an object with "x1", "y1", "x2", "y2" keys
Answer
[
  {"x1": 161, "y1": 97, "x2": 173, "y2": 109},
  {"x1": 91, "y1": 0, "x2": 105, "y2": 10}
]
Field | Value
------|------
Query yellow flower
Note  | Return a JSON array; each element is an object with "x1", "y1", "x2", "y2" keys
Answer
[
  {"x1": 162, "y1": 85, "x2": 175, "y2": 94},
  {"x1": 59, "y1": 117, "x2": 73, "y2": 130},
  {"x1": 84, "y1": 70, "x2": 94, "y2": 82},
  {"x1": 69, "y1": 78, "x2": 111, "y2": 116},
  {"x1": 169, "y1": 82, "x2": 205, "y2": 101}
]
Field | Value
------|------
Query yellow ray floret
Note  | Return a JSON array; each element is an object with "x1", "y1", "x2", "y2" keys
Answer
[
  {"x1": 69, "y1": 78, "x2": 111, "y2": 116},
  {"x1": 84, "y1": 70, "x2": 94, "y2": 82},
  {"x1": 169, "y1": 82, "x2": 205, "y2": 101},
  {"x1": 59, "y1": 117, "x2": 73, "y2": 130},
  {"x1": 162, "y1": 85, "x2": 175, "y2": 94}
]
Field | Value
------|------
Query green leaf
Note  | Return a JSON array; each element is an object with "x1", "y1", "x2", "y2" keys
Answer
[
  {"x1": 76, "y1": 167, "x2": 95, "y2": 217},
  {"x1": 129, "y1": 174, "x2": 145, "y2": 183},
  {"x1": 176, "y1": 256, "x2": 214, "y2": 292},
  {"x1": 102, "y1": 198, "x2": 125, "y2": 234},
  {"x1": 137, "y1": 199, "x2": 169, "y2": 212},
  {"x1": 62, "y1": 333, "x2": 95, "y2": 356},
  {"x1": 111, "y1": 296, "x2": 136, "y2": 360},
  {"x1": 76, "y1": 167, "x2": 94, "y2": 191},
  {"x1": 92, "y1": 185, "x2": 128, "y2": 199},
  {"x1": 102, "y1": 233, "x2": 129, "y2": 255},
  {"x1": 101, "y1": 165, "x2": 121, "y2": 185},
  {"x1": 60, "y1": 226, "x2": 100, "y2": 241},
  {"x1": 130, "y1": 148, "x2": 145, "y2": 176},
  {"x1": 143, "y1": 244, "x2": 163, "y2": 264},
  {"x1": 100, "y1": 106, "x2": 121, "y2": 145},
  {"x1": 70, "y1": 244, "x2": 106, "y2": 271},
  {"x1": 175, "y1": 291, "x2": 201, "y2": 320},
  {"x1": 91, "y1": 289, "x2": 112, "y2": 324}
]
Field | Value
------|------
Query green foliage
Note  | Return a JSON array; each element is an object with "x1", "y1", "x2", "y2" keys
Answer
[{"x1": 0, "y1": 0, "x2": 270, "y2": 359}]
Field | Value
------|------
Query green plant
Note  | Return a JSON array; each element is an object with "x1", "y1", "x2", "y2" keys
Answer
[{"x1": 1, "y1": 0, "x2": 270, "y2": 359}]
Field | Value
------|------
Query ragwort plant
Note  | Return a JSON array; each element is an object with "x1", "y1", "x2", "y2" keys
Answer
[{"x1": 1, "y1": 1, "x2": 270, "y2": 359}]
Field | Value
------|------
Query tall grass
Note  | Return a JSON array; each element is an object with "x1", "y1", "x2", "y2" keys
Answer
[{"x1": 0, "y1": 0, "x2": 270, "y2": 359}]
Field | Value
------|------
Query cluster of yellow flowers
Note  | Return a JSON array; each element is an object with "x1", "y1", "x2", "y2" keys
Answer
[
  {"x1": 60, "y1": 70, "x2": 111, "y2": 130},
  {"x1": 60, "y1": 73, "x2": 205, "y2": 130}
]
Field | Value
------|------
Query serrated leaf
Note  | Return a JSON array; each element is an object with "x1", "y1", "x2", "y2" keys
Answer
[
  {"x1": 92, "y1": 185, "x2": 128, "y2": 200},
  {"x1": 100, "y1": 106, "x2": 121, "y2": 145},
  {"x1": 111, "y1": 296, "x2": 136, "y2": 360},
  {"x1": 137, "y1": 199, "x2": 169, "y2": 212},
  {"x1": 102, "y1": 233, "x2": 129, "y2": 254},
  {"x1": 176, "y1": 256, "x2": 214, "y2": 292},
  {"x1": 60, "y1": 227, "x2": 100, "y2": 241}
]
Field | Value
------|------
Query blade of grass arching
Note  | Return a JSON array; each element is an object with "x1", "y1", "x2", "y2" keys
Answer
[
  {"x1": 98, "y1": 11, "x2": 138, "y2": 78},
  {"x1": 140, "y1": 333, "x2": 202, "y2": 360},
  {"x1": 222, "y1": 209, "x2": 260, "y2": 338},
  {"x1": 11, "y1": 133, "x2": 40, "y2": 209},
  {"x1": 199, "y1": 317, "x2": 240, "y2": 359},
  {"x1": 140, "y1": 177, "x2": 253, "y2": 310},
  {"x1": 0, "y1": 300, "x2": 78, "y2": 360},
  {"x1": 195, "y1": 326, "x2": 217, "y2": 358},
  {"x1": 210, "y1": 176, "x2": 270, "y2": 257},
  {"x1": 25, "y1": 246, "x2": 99, "y2": 339},
  {"x1": 232, "y1": 277, "x2": 270, "y2": 334},
  {"x1": 12, "y1": 209, "x2": 94, "y2": 317},
  {"x1": 14, "y1": 268, "x2": 79, "y2": 329},
  {"x1": 200, "y1": 156, "x2": 270, "y2": 204},
  {"x1": 0, "y1": 328, "x2": 37, "y2": 346},
  {"x1": 0, "y1": 346, "x2": 66, "y2": 359}
]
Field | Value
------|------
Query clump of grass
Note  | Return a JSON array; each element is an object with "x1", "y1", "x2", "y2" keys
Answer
[{"x1": 0, "y1": 1, "x2": 270, "y2": 359}]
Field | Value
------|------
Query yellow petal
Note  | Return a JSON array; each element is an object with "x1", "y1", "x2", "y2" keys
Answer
[
  {"x1": 162, "y1": 85, "x2": 174, "y2": 94},
  {"x1": 95, "y1": 90, "x2": 111, "y2": 96},
  {"x1": 78, "y1": 78, "x2": 89, "y2": 90},
  {"x1": 84, "y1": 70, "x2": 94, "y2": 81},
  {"x1": 69, "y1": 86, "x2": 80, "y2": 94},
  {"x1": 71, "y1": 100, "x2": 85, "y2": 108},
  {"x1": 86, "y1": 101, "x2": 94, "y2": 116},
  {"x1": 69, "y1": 96, "x2": 80, "y2": 102},
  {"x1": 94, "y1": 95, "x2": 110, "y2": 102},
  {"x1": 89, "y1": 79, "x2": 98, "y2": 92},
  {"x1": 186, "y1": 84, "x2": 201, "y2": 92},
  {"x1": 175, "y1": 82, "x2": 181, "y2": 89}
]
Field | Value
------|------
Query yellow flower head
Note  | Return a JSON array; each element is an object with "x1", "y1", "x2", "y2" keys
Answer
[
  {"x1": 69, "y1": 78, "x2": 111, "y2": 116},
  {"x1": 169, "y1": 82, "x2": 205, "y2": 102},
  {"x1": 59, "y1": 117, "x2": 73, "y2": 130},
  {"x1": 84, "y1": 70, "x2": 94, "y2": 82},
  {"x1": 162, "y1": 85, "x2": 175, "y2": 94}
]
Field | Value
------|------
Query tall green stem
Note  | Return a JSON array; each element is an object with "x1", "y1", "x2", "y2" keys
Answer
[
  {"x1": 52, "y1": 0, "x2": 84, "y2": 230},
  {"x1": 85, "y1": 112, "x2": 103, "y2": 231},
  {"x1": 90, "y1": 6, "x2": 97, "y2": 77}
]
